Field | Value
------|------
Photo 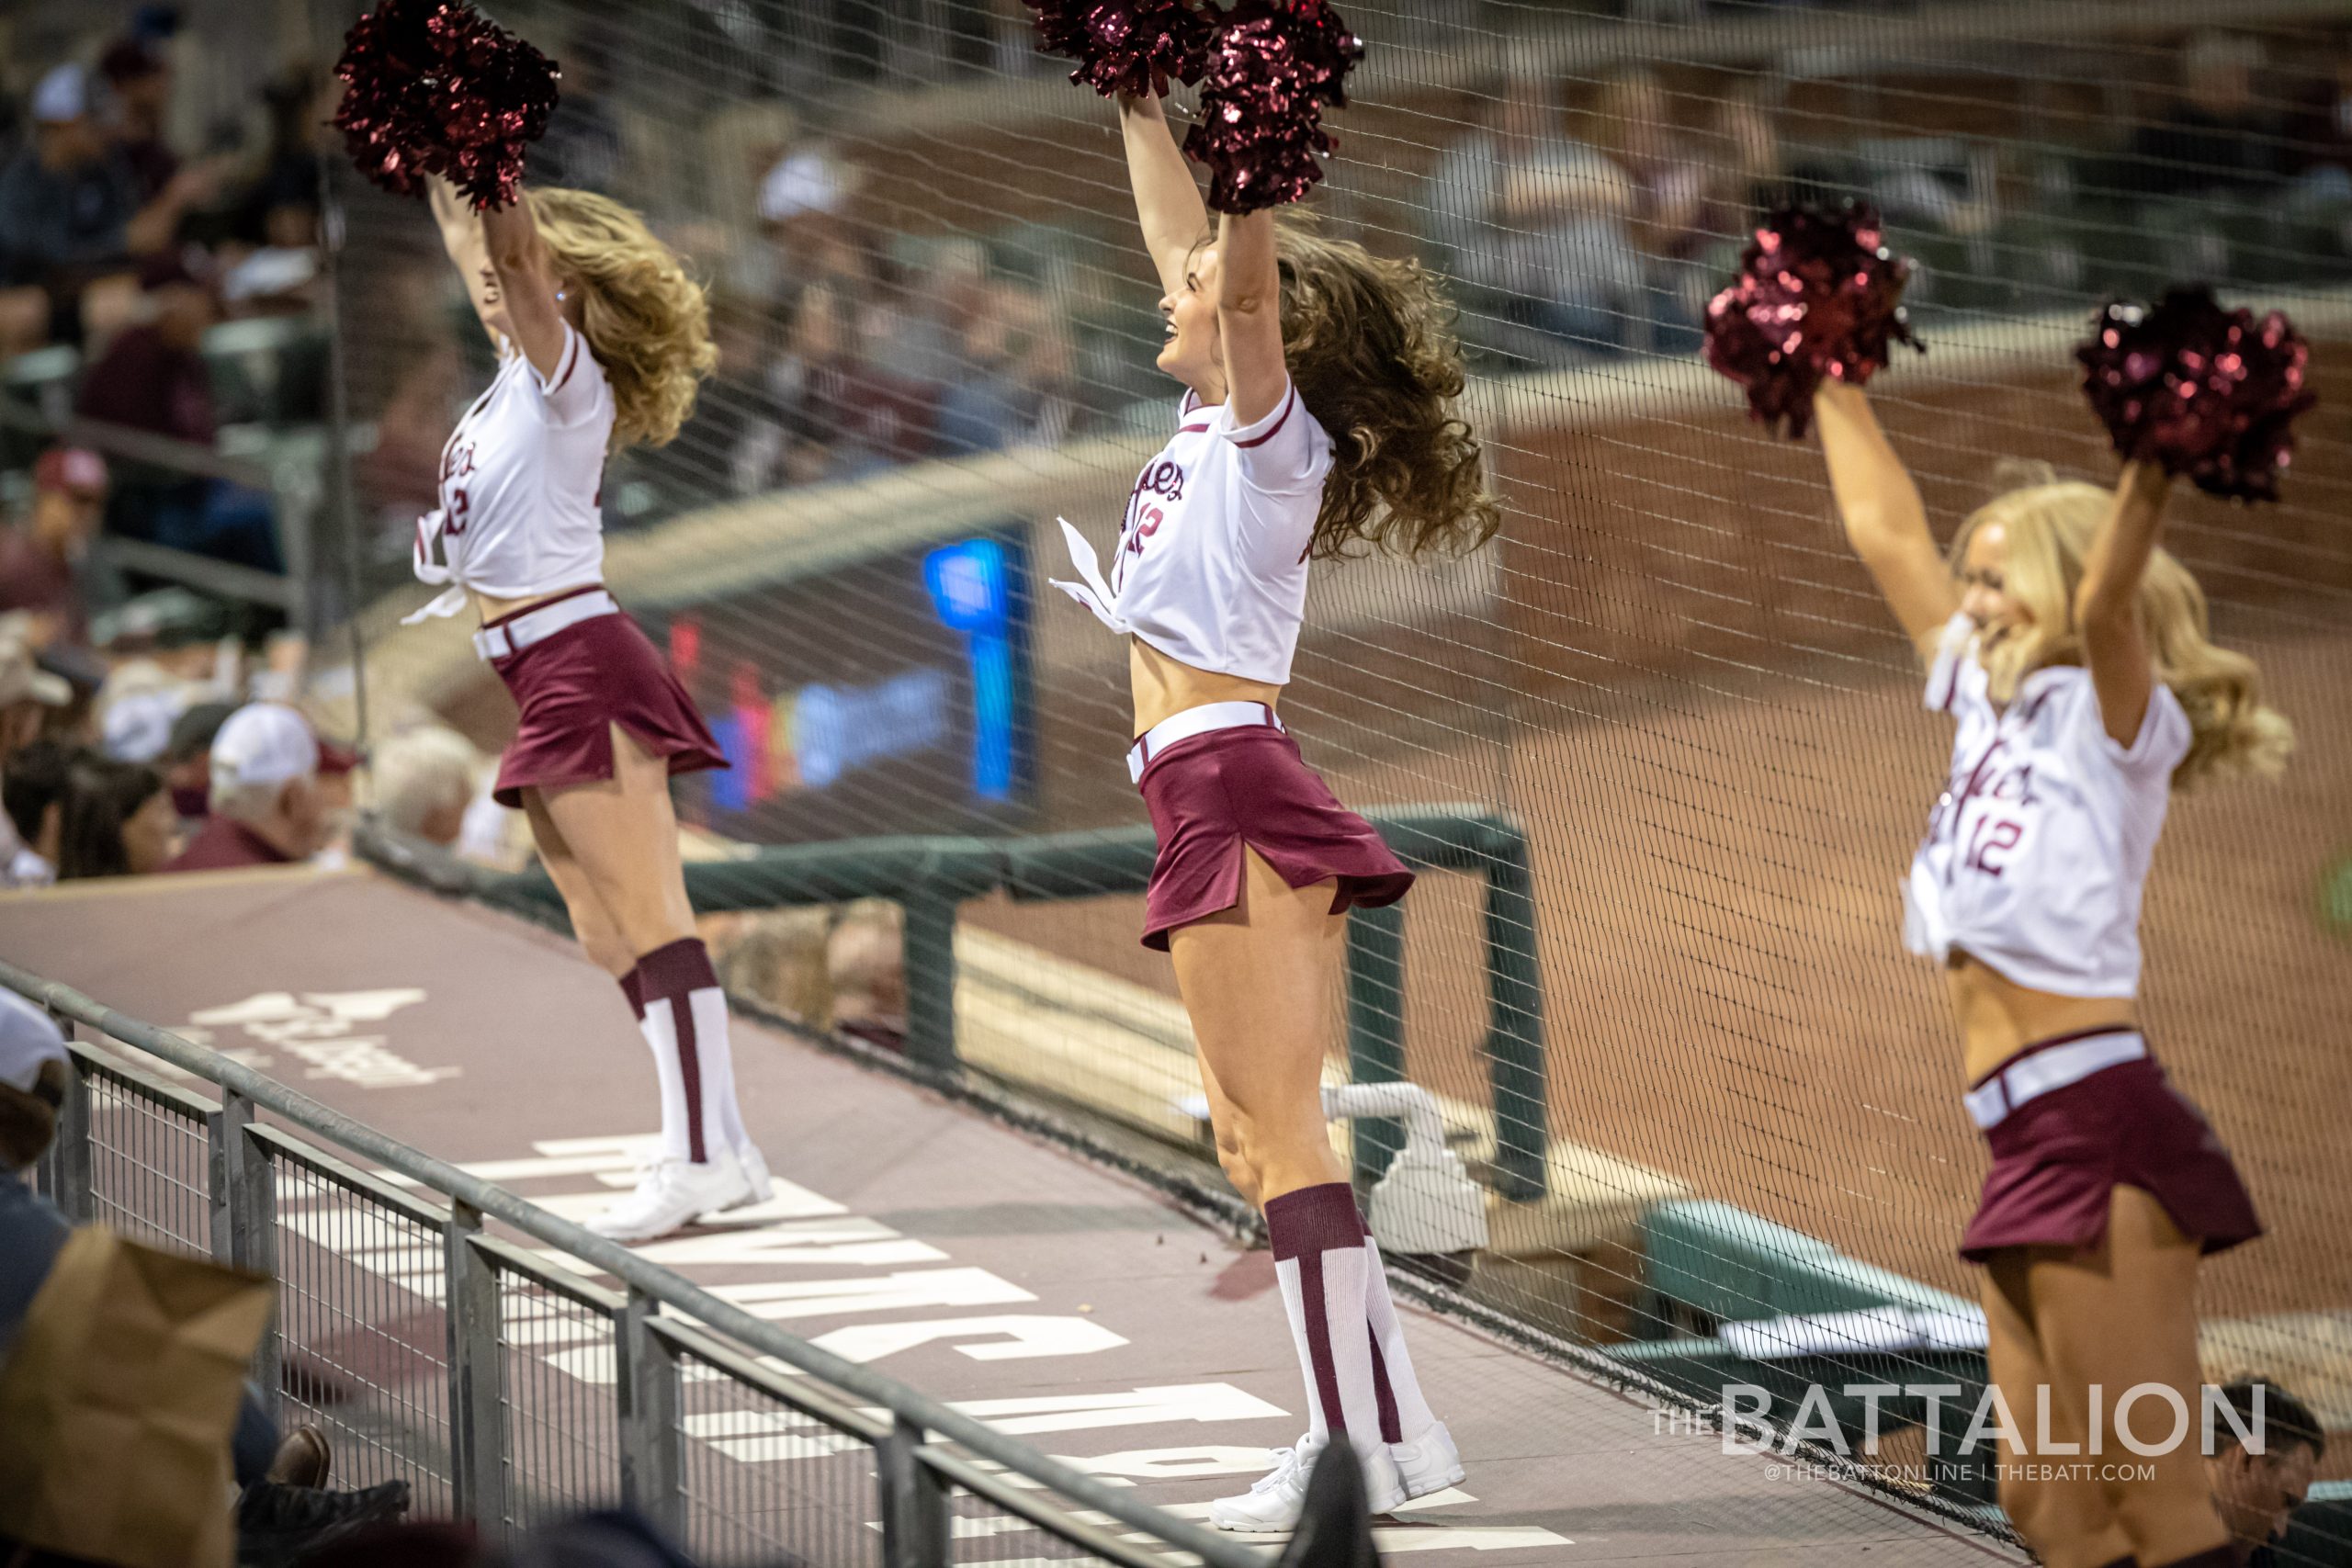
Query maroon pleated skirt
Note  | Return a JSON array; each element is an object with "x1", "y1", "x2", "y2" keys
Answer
[
  {"x1": 486, "y1": 600, "x2": 728, "y2": 808},
  {"x1": 1136, "y1": 725, "x2": 1414, "y2": 951},
  {"x1": 1959, "y1": 1052, "x2": 2262, "y2": 1263}
]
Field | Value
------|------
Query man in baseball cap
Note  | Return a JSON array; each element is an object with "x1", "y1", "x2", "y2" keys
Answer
[
  {"x1": 163, "y1": 702, "x2": 330, "y2": 873},
  {"x1": 0, "y1": 446, "x2": 106, "y2": 649}
]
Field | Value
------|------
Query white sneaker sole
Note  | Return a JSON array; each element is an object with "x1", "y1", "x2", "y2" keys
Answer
[
  {"x1": 587, "y1": 1177, "x2": 758, "y2": 1241},
  {"x1": 1397, "y1": 1457, "x2": 1465, "y2": 1499}
]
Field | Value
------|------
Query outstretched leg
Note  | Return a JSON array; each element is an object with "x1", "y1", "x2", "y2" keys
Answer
[
  {"x1": 536, "y1": 726, "x2": 763, "y2": 1236},
  {"x1": 1173, "y1": 848, "x2": 1438, "y2": 1529}
]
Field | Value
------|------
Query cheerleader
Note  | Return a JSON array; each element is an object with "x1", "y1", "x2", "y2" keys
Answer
[
  {"x1": 1051, "y1": 92, "x2": 1498, "y2": 1529},
  {"x1": 1812, "y1": 378, "x2": 2286, "y2": 1568},
  {"x1": 411, "y1": 175, "x2": 772, "y2": 1240}
]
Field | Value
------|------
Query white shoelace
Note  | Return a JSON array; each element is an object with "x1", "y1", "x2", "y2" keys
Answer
[{"x1": 1250, "y1": 1438, "x2": 1317, "y2": 1494}]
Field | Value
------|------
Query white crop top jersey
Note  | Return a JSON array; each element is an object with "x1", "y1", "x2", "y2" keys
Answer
[
  {"x1": 1052, "y1": 380, "x2": 1335, "y2": 684},
  {"x1": 407, "y1": 322, "x2": 614, "y2": 622},
  {"x1": 1904, "y1": 615, "x2": 2192, "y2": 998}
]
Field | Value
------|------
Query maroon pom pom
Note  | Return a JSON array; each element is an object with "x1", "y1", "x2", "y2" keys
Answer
[
  {"x1": 2075, "y1": 287, "x2": 2315, "y2": 502},
  {"x1": 1182, "y1": 0, "x2": 1365, "y2": 215},
  {"x1": 1702, "y1": 201, "x2": 1922, "y2": 441},
  {"x1": 1022, "y1": 0, "x2": 1213, "y2": 98},
  {"x1": 334, "y1": 0, "x2": 560, "y2": 210}
]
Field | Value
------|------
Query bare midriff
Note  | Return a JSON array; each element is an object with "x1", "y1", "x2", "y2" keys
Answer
[
  {"x1": 1948, "y1": 950, "x2": 2138, "y2": 1085},
  {"x1": 1129, "y1": 636, "x2": 1283, "y2": 737},
  {"x1": 470, "y1": 586, "x2": 594, "y2": 625}
]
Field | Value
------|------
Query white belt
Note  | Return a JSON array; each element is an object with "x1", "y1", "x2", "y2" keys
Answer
[
  {"x1": 472, "y1": 591, "x2": 617, "y2": 660},
  {"x1": 1963, "y1": 1031, "x2": 2146, "y2": 1131},
  {"x1": 1127, "y1": 701, "x2": 1283, "y2": 784}
]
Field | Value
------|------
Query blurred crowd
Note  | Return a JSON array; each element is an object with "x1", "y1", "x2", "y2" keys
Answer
[
  {"x1": 0, "y1": 593, "x2": 514, "y2": 894},
  {"x1": 16, "y1": 5, "x2": 2352, "y2": 595},
  {"x1": 9, "y1": 9, "x2": 2352, "y2": 861}
]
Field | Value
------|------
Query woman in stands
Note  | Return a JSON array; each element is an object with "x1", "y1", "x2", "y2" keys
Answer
[
  {"x1": 412, "y1": 175, "x2": 772, "y2": 1241},
  {"x1": 1812, "y1": 378, "x2": 2283, "y2": 1568},
  {"x1": 55, "y1": 754, "x2": 176, "y2": 880},
  {"x1": 1052, "y1": 91, "x2": 1498, "y2": 1529}
]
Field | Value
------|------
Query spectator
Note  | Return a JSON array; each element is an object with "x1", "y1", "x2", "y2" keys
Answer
[
  {"x1": 98, "y1": 35, "x2": 179, "y2": 202},
  {"x1": 219, "y1": 195, "x2": 321, "y2": 315},
  {"x1": 646, "y1": 299, "x2": 789, "y2": 500},
  {"x1": 164, "y1": 701, "x2": 329, "y2": 872},
  {"x1": 0, "y1": 739, "x2": 72, "y2": 888},
  {"x1": 829, "y1": 898, "x2": 906, "y2": 1051},
  {"x1": 0, "y1": 447, "x2": 107, "y2": 649},
  {"x1": 75, "y1": 249, "x2": 218, "y2": 445},
  {"x1": 359, "y1": 341, "x2": 462, "y2": 566},
  {"x1": 90, "y1": 587, "x2": 232, "y2": 763},
  {"x1": 758, "y1": 129, "x2": 861, "y2": 296},
  {"x1": 2124, "y1": 32, "x2": 2290, "y2": 198},
  {"x1": 707, "y1": 908, "x2": 834, "y2": 1026},
  {"x1": 55, "y1": 752, "x2": 175, "y2": 879},
  {"x1": 934, "y1": 275, "x2": 1078, "y2": 457},
  {"x1": 0, "y1": 988, "x2": 404, "y2": 1552},
  {"x1": 2206, "y1": 1377, "x2": 2325, "y2": 1563},
  {"x1": 1426, "y1": 72, "x2": 1646, "y2": 356},
  {"x1": 0, "y1": 639, "x2": 71, "y2": 769},
  {"x1": 161, "y1": 697, "x2": 235, "y2": 820},
  {"x1": 534, "y1": 30, "x2": 626, "y2": 194},
  {"x1": 77, "y1": 253, "x2": 282, "y2": 571},
  {"x1": 372, "y1": 726, "x2": 481, "y2": 848},
  {"x1": 0, "y1": 992, "x2": 79, "y2": 1357},
  {"x1": 0, "y1": 63, "x2": 217, "y2": 355}
]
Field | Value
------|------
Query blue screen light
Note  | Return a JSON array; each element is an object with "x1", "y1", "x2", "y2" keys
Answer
[
  {"x1": 923, "y1": 537, "x2": 1018, "y2": 803},
  {"x1": 924, "y1": 538, "x2": 1010, "y2": 635}
]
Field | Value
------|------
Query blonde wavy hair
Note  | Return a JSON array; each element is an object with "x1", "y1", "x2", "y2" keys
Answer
[
  {"x1": 1951, "y1": 468, "x2": 2293, "y2": 785},
  {"x1": 530, "y1": 187, "x2": 716, "y2": 447}
]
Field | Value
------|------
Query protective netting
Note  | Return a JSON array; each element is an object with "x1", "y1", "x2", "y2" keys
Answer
[{"x1": 308, "y1": 0, "x2": 2350, "y2": 1512}]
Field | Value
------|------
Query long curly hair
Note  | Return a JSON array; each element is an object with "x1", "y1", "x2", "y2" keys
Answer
[
  {"x1": 1261, "y1": 221, "x2": 1499, "y2": 560},
  {"x1": 1951, "y1": 470, "x2": 2292, "y2": 786},
  {"x1": 529, "y1": 187, "x2": 716, "y2": 448}
]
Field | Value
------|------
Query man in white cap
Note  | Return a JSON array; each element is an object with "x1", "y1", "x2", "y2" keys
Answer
[{"x1": 163, "y1": 702, "x2": 330, "y2": 873}]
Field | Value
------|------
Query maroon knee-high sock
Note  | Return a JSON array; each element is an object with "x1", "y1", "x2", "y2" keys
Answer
[
  {"x1": 619, "y1": 968, "x2": 645, "y2": 1019},
  {"x1": 1263, "y1": 1183, "x2": 1383, "y2": 1450},
  {"x1": 634, "y1": 938, "x2": 733, "y2": 1165}
]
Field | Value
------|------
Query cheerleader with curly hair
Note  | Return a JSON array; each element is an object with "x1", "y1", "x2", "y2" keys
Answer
[{"x1": 1051, "y1": 89, "x2": 1499, "y2": 1529}]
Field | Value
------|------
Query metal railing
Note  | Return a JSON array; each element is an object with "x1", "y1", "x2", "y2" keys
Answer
[
  {"x1": 364, "y1": 805, "x2": 1550, "y2": 1201},
  {"x1": 3, "y1": 958, "x2": 1259, "y2": 1568}
]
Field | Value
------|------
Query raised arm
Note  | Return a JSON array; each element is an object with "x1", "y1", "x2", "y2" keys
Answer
[
  {"x1": 2073, "y1": 460, "x2": 2167, "y2": 749},
  {"x1": 1120, "y1": 93, "x2": 1210, "y2": 295},
  {"x1": 1813, "y1": 379, "x2": 1957, "y2": 657},
  {"x1": 476, "y1": 193, "x2": 568, "y2": 381},
  {"x1": 428, "y1": 176, "x2": 514, "y2": 350},
  {"x1": 1215, "y1": 207, "x2": 1287, "y2": 427}
]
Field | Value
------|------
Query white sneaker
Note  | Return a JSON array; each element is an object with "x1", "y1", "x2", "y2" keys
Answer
[
  {"x1": 1206, "y1": 1433, "x2": 1406, "y2": 1532},
  {"x1": 1391, "y1": 1420, "x2": 1464, "y2": 1499},
  {"x1": 585, "y1": 1149, "x2": 757, "y2": 1241},
  {"x1": 729, "y1": 1141, "x2": 775, "y2": 1210}
]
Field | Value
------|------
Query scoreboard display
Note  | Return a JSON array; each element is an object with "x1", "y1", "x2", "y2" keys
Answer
[{"x1": 650, "y1": 530, "x2": 1035, "y2": 842}]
